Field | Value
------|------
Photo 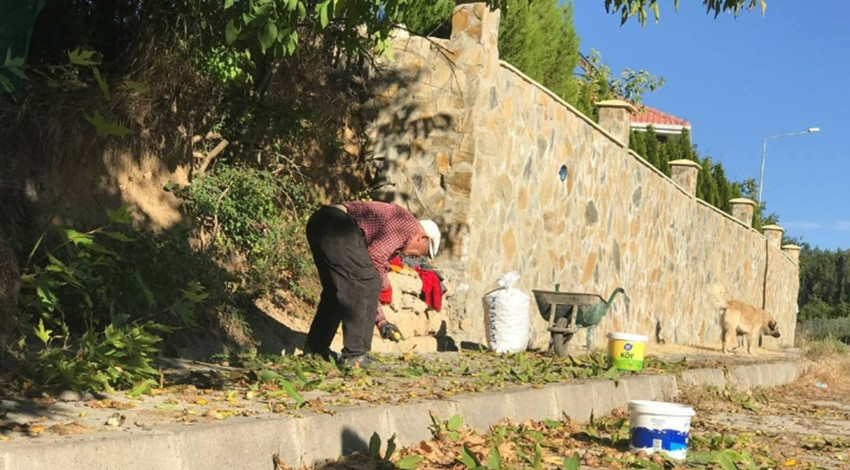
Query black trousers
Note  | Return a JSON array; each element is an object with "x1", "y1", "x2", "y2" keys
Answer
[{"x1": 305, "y1": 206, "x2": 381, "y2": 355}]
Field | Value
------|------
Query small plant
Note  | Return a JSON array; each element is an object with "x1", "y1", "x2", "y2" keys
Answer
[
  {"x1": 429, "y1": 413, "x2": 465, "y2": 441},
  {"x1": 175, "y1": 165, "x2": 314, "y2": 296},
  {"x1": 12, "y1": 208, "x2": 204, "y2": 392},
  {"x1": 367, "y1": 432, "x2": 423, "y2": 469}
]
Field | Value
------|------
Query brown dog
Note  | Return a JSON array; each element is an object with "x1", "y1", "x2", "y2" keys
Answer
[{"x1": 720, "y1": 300, "x2": 781, "y2": 354}]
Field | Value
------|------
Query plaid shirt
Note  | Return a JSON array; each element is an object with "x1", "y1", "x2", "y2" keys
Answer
[{"x1": 343, "y1": 201, "x2": 421, "y2": 324}]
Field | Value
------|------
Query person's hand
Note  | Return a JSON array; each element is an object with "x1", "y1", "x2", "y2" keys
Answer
[
  {"x1": 378, "y1": 286, "x2": 393, "y2": 305},
  {"x1": 377, "y1": 321, "x2": 403, "y2": 342}
]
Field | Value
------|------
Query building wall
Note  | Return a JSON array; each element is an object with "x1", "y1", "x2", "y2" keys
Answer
[{"x1": 369, "y1": 3, "x2": 798, "y2": 349}]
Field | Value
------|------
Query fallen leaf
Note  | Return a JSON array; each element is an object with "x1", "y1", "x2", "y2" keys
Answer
[
  {"x1": 47, "y1": 422, "x2": 92, "y2": 436},
  {"x1": 104, "y1": 413, "x2": 125, "y2": 427},
  {"x1": 27, "y1": 425, "x2": 44, "y2": 435}
]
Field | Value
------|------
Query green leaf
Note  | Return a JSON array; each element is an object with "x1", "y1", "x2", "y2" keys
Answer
[
  {"x1": 128, "y1": 379, "x2": 155, "y2": 398},
  {"x1": 294, "y1": 364, "x2": 308, "y2": 385},
  {"x1": 259, "y1": 369, "x2": 284, "y2": 382},
  {"x1": 543, "y1": 419, "x2": 562, "y2": 429},
  {"x1": 0, "y1": 75, "x2": 14, "y2": 93},
  {"x1": 91, "y1": 66, "x2": 110, "y2": 99},
  {"x1": 68, "y1": 48, "x2": 99, "y2": 66},
  {"x1": 487, "y1": 446, "x2": 501, "y2": 470},
  {"x1": 34, "y1": 319, "x2": 52, "y2": 344},
  {"x1": 155, "y1": 402, "x2": 180, "y2": 411},
  {"x1": 123, "y1": 80, "x2": 148, "y2": 94},
  {"x1": 369, "y1": 432, "x2": 381, "y2": 458},
  {"x1": 741, "y1": 400, "x2": 759, "y2": 412},
  {"x1": 86, "y1": 241, "x2": 118, "y2": 256},
  {"x1": 225, "y1": 19, "x2": 242, "y2": 45},
  {"x1": 83, "y1": 111, "x2": 134, "y2": 137},
  {"x1": 224, "y1": 0, "x2": 235, "y2": 9},
  {"x1": 532, "y1": 443, "x2": 542, "y2": 469},
  {"x1": 259, "y1": 21, "x2": 278, "y2": 53},
  {"x1": 446, "y1": 414, "x2": 463, "y2": 431},
  {"x1": 108, "y1": 206, "x2": 132, "y2": 224},
  {"x1": 603, "y1": 366, "x2": 621, "y2": 381},
  {"x1": 396, "y1": 455, "x2": 423, "y2": 469},
  {"x1": 458, "y1": 445, "x2": 481, "y2": 469},
  {"x1": 279, "y1": 379, "x2": 305, "y2": 406},
  {"x1": 384, "y1": 433, "x2": 397, "y2": 461},
  {"x1": 180, "y1": 284, "x2": 209, "y2": 302},
  {"x1": 102, "y1": 231, "x2": 135, "y2": 242},
  {"x1": 62, "y1": 228, "x2": 94, "y2": 246},
  {"x1": 562, "y1": 455, "x2": 580, "y2": 470},
  {"x1": 318, "y1": 1, "x2": 329, "y2": 28},
  {"x1": 715, "y1": 450, "x2": 741, "y2": 470},
  {"x1": 3, "y1": 49, "x2": 26, "y2": 81}
]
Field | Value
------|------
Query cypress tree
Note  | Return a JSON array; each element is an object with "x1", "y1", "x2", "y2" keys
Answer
[
  {"x1": 677, "y1": 129, "x2": 698, "y2": 162},
  {"x1": 700, "y1": 157, "x2": 719, "y2": 206},
  {"x1": 644, "y1": 126, "x2": 660, "y2": 169},
  {"x1": 400, "y1": 0, "x2": 455, "y2": 37},
  {"x1": 630, "y1": 130, "x2": 648, "y2": 159},
  {"x1": 712, "y1": 162, "x2": 733, "y2": 213},
  {"x1": 499, "y1": 0, "x2": 581, "y2": 104},
  {"x1": 657, "y1": 141, "x2": 670, "y2": 176}
]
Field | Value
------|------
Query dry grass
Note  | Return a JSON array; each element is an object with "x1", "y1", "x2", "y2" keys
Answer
[{"x1": 788, "y1": 339, "x2": 850, "y2": 398}]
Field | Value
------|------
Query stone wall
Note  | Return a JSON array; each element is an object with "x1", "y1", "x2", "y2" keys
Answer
[{"x1": 368, "y1": 3, "x2": 799, "y2": 350}]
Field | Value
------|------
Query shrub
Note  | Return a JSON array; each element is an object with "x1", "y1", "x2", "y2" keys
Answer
[
  {"x1": 13, "y1": 208, "x2": 204, "y2": 392},
  {"x1": 176, "y1": 165, "x2": 314, "y2": 296}
]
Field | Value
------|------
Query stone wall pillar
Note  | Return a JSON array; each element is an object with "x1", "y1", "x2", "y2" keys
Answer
[
  {"x1": 595, "y1": 100, "x2": 636, "y2": 147},
  {"x1": 782, "y1": 244, "x2": 802, "y2": 264},
  {"x1": 668, "y1": 160, "x2": 701, "y2": 195},
  {"x1": 729, "y1": 198, "x2": 757, "y2": 227},
  {"x1": 762, "y1": 224, "x2": 785, "y2": 249}
]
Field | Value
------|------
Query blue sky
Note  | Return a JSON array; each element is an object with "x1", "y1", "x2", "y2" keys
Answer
[{"x1": 570, "y1": 1, "x2": 849, "y2": 251}]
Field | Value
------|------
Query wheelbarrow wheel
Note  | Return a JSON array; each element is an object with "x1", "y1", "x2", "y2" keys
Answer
[{"x1": 552, "y1": 316, "x2": 573, "y2": 358}]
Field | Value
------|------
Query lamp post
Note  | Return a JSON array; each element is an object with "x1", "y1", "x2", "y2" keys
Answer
[{"x1": 758, "y1": 127, "x2": 820, "y2": 204}]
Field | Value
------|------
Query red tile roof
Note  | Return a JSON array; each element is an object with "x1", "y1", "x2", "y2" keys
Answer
[{"x1": 631, "y1": 104, "x2": 691, "y2": 128}]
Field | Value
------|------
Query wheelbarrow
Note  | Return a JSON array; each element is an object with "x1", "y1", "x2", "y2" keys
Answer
[{"x1": 532, "y1": 286, "x2": 625, "y2": 357}]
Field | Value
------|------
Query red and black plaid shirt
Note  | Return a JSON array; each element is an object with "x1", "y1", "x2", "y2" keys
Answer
[{"x1": 342, "y1": 201, "x2": 421, "y2": 323}]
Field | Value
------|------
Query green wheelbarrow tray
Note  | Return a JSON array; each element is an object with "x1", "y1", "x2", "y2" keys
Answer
[{"x1": 532, "y1": 287, "x2": 625, "y2": 357}]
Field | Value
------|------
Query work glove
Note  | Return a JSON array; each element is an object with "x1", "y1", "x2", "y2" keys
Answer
[
  {"x1": 378, "y1": 285, "x2": 393, "y2": 305},
  {"x1": 377, "y1": 320, "x2": 403, "y2": 342}
]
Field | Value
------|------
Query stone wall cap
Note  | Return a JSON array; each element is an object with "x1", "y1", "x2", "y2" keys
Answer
[
  {"x1": 594, "y1": 99, "x2": 637, "y2": 114},
  {"x1": 668, "y1": 159, "x2": 702, "y2": 169},
  {"x1": 781, "y1": 244, "x2": 802, "y2": 251},
  {"x1": 729, "y1": 198, "x2": 757, "y2": 207},
  {"x1": 762, "y1": 224, "x2": 785, "y2": 232}
]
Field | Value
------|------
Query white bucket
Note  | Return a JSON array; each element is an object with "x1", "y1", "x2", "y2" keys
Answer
[{"x1": 628, "y1": 400, "x2": 695, "y2": 460}]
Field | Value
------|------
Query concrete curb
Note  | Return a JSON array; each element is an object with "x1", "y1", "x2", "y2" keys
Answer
[{"x1": 0, "y1": 360, "x2": 808, "y2": 470}]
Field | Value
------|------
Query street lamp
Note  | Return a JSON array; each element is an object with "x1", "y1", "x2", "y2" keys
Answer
[{"x1": 758, "y1": 127, "x2": 820, "y2": 204}]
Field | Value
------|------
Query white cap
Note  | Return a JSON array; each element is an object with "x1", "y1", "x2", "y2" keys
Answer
[{"x1": 419, "y1": 220, "x2": 441, "y2": 258}]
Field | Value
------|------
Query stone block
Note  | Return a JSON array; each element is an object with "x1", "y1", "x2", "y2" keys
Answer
[
  {"x1": 383, "y1": 309, "x2": 416, "y2": 340},
  {"x1": 678, "y1": 368, "x2": 727, "y2": 388},
  {"x1": 445, "y1": 170, "x2": 473, "y2": 195},
  {"x1": 506, "y1": 385, "x2": 560, "y2": 423},
  {"x1": 436, "y1": 152, "x2": 451, "y2": 175},
  {"x1": 388, "y1": 271, "x2": 422, "y2": 295},
  {"x1": 427, "y1": 309, "x2": 448, "y2": 337},
  {"x1": 668, "y1": 159, "x2": 701, "y2": 195},
  {"x1": 730, "y1": 198, "x2": 756, "y2": 227},
  {"x1": 299, "y1": 406, "x2": 392, "y2": 464},
  {"x1": 402, "y1": 294, "x2": 429, "y2": 314}
]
